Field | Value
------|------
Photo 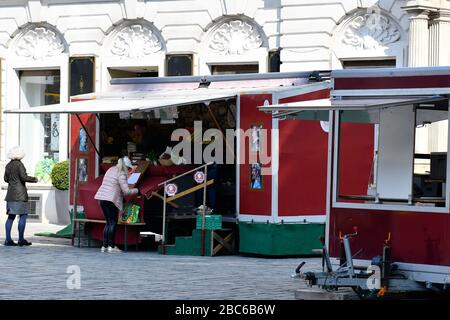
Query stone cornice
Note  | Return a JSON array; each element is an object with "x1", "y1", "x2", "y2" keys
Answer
[{"x1": 403, "y1": 4, "x2": 439, "y2": 12}]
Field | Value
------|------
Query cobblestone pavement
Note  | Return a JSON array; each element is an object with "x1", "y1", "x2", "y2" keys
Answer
[{"x1": 0, "y1": 231, "x2": 322, "y2": 300}]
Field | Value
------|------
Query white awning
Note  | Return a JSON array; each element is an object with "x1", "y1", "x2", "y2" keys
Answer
[
  {"x1": 259, "y1": 96, "x2": 447, "y2": 114},
  {"x1": 4, "y1": 88, "x2": 240, "y2": 114}
]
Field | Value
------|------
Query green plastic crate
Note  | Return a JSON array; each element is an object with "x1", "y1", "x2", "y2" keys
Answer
[{"x1": 196, "y1": 214, "x2": 222, "y2": 230}]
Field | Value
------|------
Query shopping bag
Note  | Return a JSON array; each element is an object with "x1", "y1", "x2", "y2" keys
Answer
[{"x1": 120, "y1": 203, "x2": 140, "y2": 224}]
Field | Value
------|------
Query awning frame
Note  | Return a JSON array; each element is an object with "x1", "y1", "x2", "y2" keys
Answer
[{"x1": 259, "y1": 95, "x2": 449, "y2": 119}]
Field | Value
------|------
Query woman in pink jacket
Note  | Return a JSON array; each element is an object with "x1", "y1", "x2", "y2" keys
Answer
[{"x1": 95, "y1": 156, "x2": 139, "y2": 253}]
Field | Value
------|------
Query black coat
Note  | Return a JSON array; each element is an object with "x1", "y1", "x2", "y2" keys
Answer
[{"x1": 4, "y1": 160, "x2": 37, "y2": 202}]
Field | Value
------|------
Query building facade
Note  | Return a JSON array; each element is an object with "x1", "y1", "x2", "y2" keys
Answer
[{"x1": 0, "y1": 0, "x2": 447, "y2": 225}]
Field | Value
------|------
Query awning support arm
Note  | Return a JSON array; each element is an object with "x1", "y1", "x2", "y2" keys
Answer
[{"x1": 75, "y1": 113, "x2": 100, "y2": 157}]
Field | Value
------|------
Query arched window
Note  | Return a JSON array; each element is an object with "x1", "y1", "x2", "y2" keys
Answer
[
  {"x1": 200, "y1": 17, "x2": 268, "y2": 75},
  {"x1": 102, "y1": 21, "x2": 165, "y2": 88},
  {"x1": 331, "y1": 7, "x2": 407, "y2": 69}
]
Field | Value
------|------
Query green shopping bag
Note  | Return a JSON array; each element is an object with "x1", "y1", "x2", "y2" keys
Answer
[{"x1": 121, "y1": 203, "x2": 140, "y2": 224}]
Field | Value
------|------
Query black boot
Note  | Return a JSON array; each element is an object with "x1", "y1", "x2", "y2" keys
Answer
[
  {"x1": 4, "y1": 240, "x2": 18, "y2": 246},
  {"x1": 18, "y1": 239, "x2": 32, "y2": 246}
]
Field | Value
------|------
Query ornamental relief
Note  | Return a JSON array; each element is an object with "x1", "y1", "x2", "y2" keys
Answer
[
  {"x1": 15, "y1": 27, "x2": 65, "y2": 60},
  {"x1": 110, "y1": 24, "x2": 162, "y2": 59},
  {"x1": 341, "y1": 13, "x2": 401, "y2": 50},
  {"x1": 208, "y1": 20, "x2": 263, "y2": 55}
]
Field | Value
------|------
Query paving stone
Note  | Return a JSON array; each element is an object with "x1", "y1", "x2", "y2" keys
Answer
[{"x1": 0, "y1": 236, "x2": 322, "y2": 300}]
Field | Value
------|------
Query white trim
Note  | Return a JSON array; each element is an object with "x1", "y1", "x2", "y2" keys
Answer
[
  {"x1": 325, "y1": 110, "x2": 333, "y2": 249},
  {"x1": 236, "y1": 94, "x2": 241, "y2": 216},
  {"x1": 238, "y1": 215, "x2": 274, "y2": 223},
  {"x1": 275, "y1": 82, "x2": 330, "y2": 100},
  {"x1": 274, "y1": 215, "x2": 325, "y2": 223},
  {"x1": 332, "y1": 108, "x2": 450, "y2": 214},
  {"x1": 332, "y1": 111, "x2": 339, "y2": 208},
  {"x1": 238, "y1": 214, "x2": 325, "y2": 223},
  {"x1": 332, "y1": 201, "x2": 449, "y2": 213},
  {"x1": 271, "y1": 93, "x2": 279, "y2": 220},
  {"x1": 333, "y1": 88, "x2": 450, "y2": 97}
]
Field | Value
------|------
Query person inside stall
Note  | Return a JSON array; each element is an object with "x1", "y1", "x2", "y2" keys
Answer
[{"x1": 129, "y1": 122, "x2": 153, "y2": 154}]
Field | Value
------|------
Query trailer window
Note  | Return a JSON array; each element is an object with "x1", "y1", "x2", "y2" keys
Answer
[{"x1": 336, "y1": 103, "x2": 448, "y2": 210}]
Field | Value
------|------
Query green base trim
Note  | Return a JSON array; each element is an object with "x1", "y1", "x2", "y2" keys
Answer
[
  {"x1": 34, "y1": 209, "x2": 82, "y2": 239},
  {"x1": 238, "y1": 222, "x2": 324, "y2": 256}
]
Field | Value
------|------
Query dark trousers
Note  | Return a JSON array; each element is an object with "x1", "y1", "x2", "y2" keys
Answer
[{"x1": 100, "y1": 200, "x2": 118, "y2": 248}]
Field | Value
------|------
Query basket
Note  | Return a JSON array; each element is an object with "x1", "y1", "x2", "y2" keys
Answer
[
  {"x1": 159, "y1": 158, "x2": 174, "y2": 166},
  {"x1": 196, "y1": 214, "x2": 222, "y2": 230}
]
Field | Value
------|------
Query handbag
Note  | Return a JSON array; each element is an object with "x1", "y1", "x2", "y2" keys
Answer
[{"x1": 120, "y1": 203, "x2": 140, "y2": 224}]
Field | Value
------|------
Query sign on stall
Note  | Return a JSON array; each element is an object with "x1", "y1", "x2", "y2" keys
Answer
[
  {"x1": 165, "y1": 183, "x2": 178, "y2": 196},
  {"x1": 194, "y1": 171, "x2": 205, "y2": 184}
]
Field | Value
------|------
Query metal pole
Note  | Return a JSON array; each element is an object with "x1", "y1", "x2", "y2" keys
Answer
[
  {"x1": 71, "y1": 158, "x2": 79, "y2": 246},
  {"x1": 343, "y1": 237, "x2": 355, "y2": 278},
  {"x1": 201, "y1": 165, "x2": 208, "y2": 256},
  {"x1": 162, "y1": 183, "x2": 167, "y2": 255}
]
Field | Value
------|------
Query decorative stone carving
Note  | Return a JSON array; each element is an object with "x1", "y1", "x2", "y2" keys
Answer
[
  {"x1": 15, "y1": 27, "x2": 65, "y2": 60},
  {"x1": 209, "y1": 20, "x2": 263, "y2": 55},
  {"x1": 342, "y1": 13, "x2": 401, "y2": 50},
  {"x1": 111, "y1": 24, "x2": 162, "y2": 58}
]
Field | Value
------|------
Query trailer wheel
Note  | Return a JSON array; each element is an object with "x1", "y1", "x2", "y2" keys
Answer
[{"x1": 352, "y1": 287, "x2": 380, "y2": 300}]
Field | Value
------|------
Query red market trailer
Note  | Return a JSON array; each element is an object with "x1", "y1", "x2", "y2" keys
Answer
[
  {"x1": 6, "y1": 71, "x2": 360, "y2": 256},
  {"x1": 262, "y1": 67, "x2": 450, "y2": 295}
]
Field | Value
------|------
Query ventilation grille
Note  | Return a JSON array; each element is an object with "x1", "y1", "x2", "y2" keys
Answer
[{"x1": 27, "y1": 195, "x2": 42, "y2": 222}]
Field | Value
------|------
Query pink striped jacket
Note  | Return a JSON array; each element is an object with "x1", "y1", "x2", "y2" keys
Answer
[{"x1": 94, "y1": 166, "x2": 138, "y2": 211}]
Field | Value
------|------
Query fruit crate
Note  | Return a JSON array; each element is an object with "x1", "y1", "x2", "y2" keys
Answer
[{"x1": 196, "y1": 214, "x2": 222, "y2": 230}]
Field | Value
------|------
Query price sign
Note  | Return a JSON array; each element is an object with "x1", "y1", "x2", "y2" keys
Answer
[
  {"x1": 165, "y1": 183, "x2": 178, "y2": 196},
  {"x1": 194, "y1": 171, "x2": 205, "y2": 184}
]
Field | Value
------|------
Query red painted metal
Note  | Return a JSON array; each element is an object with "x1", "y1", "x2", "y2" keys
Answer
[
  {"x1": 239, "y1": 94, "x2": 273, "y2": 216},
  {"x1": 69, "y1": 113, "x2": 97, "y2": 204},
  {"x1": 328, "y1": 69, "x2": 450, "y2": 276},
  {"x1": 334, "y1": 75, "x2": 450, "y2": 90},
  {"x1": 277, "y1": 89, "x2": 330, "y2": 216},
  {"x1": 329, "y1": 207, "x2": 450, "y2": 266}
]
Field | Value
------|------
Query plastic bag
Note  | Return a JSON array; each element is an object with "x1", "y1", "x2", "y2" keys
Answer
[{"x1": 121, "y1": 203, "x2": 140, "y2": 224}]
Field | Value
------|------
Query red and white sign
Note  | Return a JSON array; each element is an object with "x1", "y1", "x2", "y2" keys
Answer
[
  {"x1": 194, "y1": 171, "x2": 205, "y2": 184},
  {"x1": 165, "y1": 183, "x2": 178, "y2": 196}
]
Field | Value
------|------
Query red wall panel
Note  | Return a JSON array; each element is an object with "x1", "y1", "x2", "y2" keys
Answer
[
  {"x1": 69, "y1": 113, "x2": 97, "y2": 204},
  {"x1": 329, "y1": 208, "x2": 450, "y2": 266},
  {"x1": 239, "y1": 94, "x2": 272, "y2": 216},
  {"x1": 278, "y1": 89, "x2": 330, "y2": 216},
  {"x1": 338, "y1": 123, "x2": 374, "y2": 197}
]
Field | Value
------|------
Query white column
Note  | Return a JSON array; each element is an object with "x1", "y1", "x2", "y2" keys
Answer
[
  {"x1": 428, "y1": 12, "x2": 450, "y2": 156},
  {"x1": 429, "y1": 15, "x2": 439, "y2": 66},
  {"x1": 429, "y1": 13, "x2": 450, "y2": 66},
  {"x1": 407, "y1": 10, "x2": 430, "y2": 67}
]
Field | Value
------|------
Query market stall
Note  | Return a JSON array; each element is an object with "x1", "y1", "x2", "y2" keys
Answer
[
  {"x1": 7, "y1": 71, "x2": 342, "y2": 255},
  {"x1": 261, "y1": 66, "x2": 450, "y2": 294}
]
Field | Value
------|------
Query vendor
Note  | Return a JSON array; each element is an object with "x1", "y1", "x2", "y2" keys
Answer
[{"x1": 129, "y1": 122, "x2": 148, "y2": 153}]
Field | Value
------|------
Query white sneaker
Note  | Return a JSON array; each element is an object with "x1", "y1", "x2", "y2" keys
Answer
[
  {"x1": 101, "y1": 246, "x2": 107, "y2": 253},
  {"x1": 107, "y1": 246, "x2": 122, "y2": 253}
]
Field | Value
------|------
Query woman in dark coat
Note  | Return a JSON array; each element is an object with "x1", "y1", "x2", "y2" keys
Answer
[{"x1": 4, "y1": 147, "x2": 38, "y2": 246}]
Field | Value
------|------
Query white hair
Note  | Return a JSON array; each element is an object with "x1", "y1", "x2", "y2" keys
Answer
[
  {"x1": 116, "y1": 158, "x2": 128, "y2": 176},
  {"x1": 7, "y1": 146, "x2": 25, "y2": 160}
]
